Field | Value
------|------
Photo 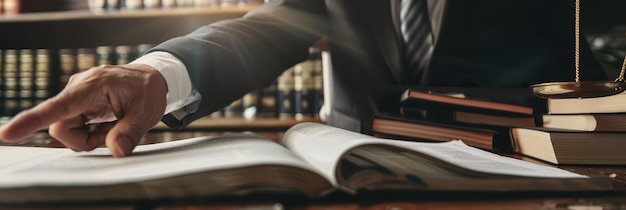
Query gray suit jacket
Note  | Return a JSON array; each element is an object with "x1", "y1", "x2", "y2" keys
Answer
[{"x1": 151, "y1": 0, "x2": 615, "y2": 133}]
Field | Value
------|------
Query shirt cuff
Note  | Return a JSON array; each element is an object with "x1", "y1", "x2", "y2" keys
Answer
[{"x1": 130, "y1": 51, "x2": 201, "y2": 115}]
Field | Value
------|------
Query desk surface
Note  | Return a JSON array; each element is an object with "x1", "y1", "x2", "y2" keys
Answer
[{"x1": 2, "y1": 131, "x2": 625, "y2": 210}]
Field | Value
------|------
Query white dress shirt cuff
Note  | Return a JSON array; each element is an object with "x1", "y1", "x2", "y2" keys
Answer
[{"x1": 130, "y1": 51, "x2": 201, "y2": 115}]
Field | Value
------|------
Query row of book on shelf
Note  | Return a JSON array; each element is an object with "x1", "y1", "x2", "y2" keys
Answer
[
  {"x1": 0, "y1": 44, "x2": 156, "y2": 118},
  {"x1": 0, "y1": 44, "x2": 325, "y2": 122},
  {"x1": 215, "y1": 46, "x2": 324, "y2": 121},
  {"x1": 369, "y1": 86, "x2": 626, "y2": 165},
  {"x1": 0, "y1": 0, "x2": 260, "y2": 15},
  {"x1": 87, "y1": 0, "x2": 255, "y2": 11},
  {"x1": 0, "y1": 0, "x2": 78, "y2": 15}
]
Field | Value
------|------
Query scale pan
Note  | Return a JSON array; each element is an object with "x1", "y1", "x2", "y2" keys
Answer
[{"x1": 531, "y1": 81, "x2": 626, "y2": 99}]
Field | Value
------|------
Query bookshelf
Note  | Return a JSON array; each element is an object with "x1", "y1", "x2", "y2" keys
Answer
[
  {"x1": 0, "y1": 5, "x2": 258, "y2": 49},
  {"x1": 0, "y1": 3, "x2": 326, "y2": 130}
]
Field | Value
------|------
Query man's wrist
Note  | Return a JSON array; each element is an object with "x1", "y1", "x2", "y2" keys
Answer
[{"x1": 130, "y1": 51, "x2": 196, "y2": 113}]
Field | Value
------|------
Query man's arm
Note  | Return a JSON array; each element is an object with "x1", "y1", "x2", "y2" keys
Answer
[
  {"x1": 0, "y1": 0, "x2": 329, "y2": 156},
  {"x1": 149, "y1": 0, "x2": 329, "y2": 129}
]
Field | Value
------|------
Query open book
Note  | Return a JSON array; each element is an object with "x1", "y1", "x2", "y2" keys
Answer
[{"x1": 0, "y1": 123, "x2": 613, "y2": 204}]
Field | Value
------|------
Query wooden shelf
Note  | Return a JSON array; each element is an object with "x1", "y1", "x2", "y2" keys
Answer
[{"x1": 0, "y1": 5, "x2": 260, "y2": 49}]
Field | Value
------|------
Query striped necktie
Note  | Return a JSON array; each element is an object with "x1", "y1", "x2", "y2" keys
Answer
[{"x1": 400, "y1": 0, "x2": 434, "y2": 82}]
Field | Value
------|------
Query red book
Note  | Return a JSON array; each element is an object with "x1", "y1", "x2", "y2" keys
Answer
[{"x1": 400, "y1": 87, "x2": 544, "y2": 117}]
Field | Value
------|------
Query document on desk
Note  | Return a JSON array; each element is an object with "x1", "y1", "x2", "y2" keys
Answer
[
  {"x1": 0, "y1": 122, "x2": 615, "y2": 204},
  {"x1": 0, "y1": 134, "x2": 319, "y2": 187}
]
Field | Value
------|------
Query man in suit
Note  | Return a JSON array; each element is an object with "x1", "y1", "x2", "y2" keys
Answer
[{"x1": 0, "y1": 0, "x2": 617, "y2": 157}]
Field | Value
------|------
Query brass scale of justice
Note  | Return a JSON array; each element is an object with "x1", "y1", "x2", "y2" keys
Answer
[{"x1": 530, "y1": 0, "x2": 626, "y2": 99}]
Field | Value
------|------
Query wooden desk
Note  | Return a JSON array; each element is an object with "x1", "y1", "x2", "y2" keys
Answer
[{"x1": 2, "y1": 131, "x2": 625, "y2": 210}]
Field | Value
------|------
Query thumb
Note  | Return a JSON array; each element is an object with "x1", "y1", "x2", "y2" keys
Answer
[{"x1": 105, "y1": 117, "x2": 149, "y2": 158}]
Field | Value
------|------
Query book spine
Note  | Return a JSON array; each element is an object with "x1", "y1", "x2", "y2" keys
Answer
[
  {"x1": 310, "y1": 47, "x2": 323, "y2": 120},
  {"x1": 276, "y1": 67, "x2": 294, "y2": 120},
  {"x1": 3, "y1": 49, "x2": 18, "y2": 116},
  {"x1": 302, "y1": 54, "x2": 316, "y2": 119},
  {"x1": 77, "y1": 48, "x2": 97, "y2": 72},
  {"x1": 175, "y1": 0, "x2": 194, "y2": 7},
  {"x1": 194, "y1": 0, "x2": 218, "y2": 7},
  {"x1": 161, "y1": 0, "x2": 177, "y2": 8},
  {"x1": 123, "y1": 0, "x2": 143, "y2": 9},
  {"x1": 114, "y1": 45, "x2": 137, "y2": 65},
  {"x1": 88, "y1": 0, "x2": 106, "y2": 11},
  {"x1": 106, "y1": 0, "x2": 121, "y2": 10},
  {"x1": 58, "y1": 49, "x2": 77, "y2": 90},
  {"x1": 143, "y1": 0, "x2": 162, "y2": 9},
  {"x1": 96, "y1": 46, "x2": 115, "y2": 65},
  {"x1": 293, "y1": 54, "x2": 317, "y2": 121},
  {"x1": 34, "y1": 49, "x2": 51, "y2": 106},
  {"x1": 293, "y1": 63, "x2": 304, "y2": 120},
  {"x1": 18, "y1": 49, "x2": 34, "y2": 111}
]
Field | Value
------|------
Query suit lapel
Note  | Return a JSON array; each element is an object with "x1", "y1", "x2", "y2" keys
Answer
[
  {"x1": 427, "y1": 0, "x2": 447, "y2": 44},
  {"x1": 365, "y1": 0, "x2": 405, "y2": 84}
]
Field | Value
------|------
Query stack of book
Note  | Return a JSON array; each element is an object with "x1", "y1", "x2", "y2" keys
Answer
[{"x1": 370, "y1": 86, "x2": 626, "y2": 165}]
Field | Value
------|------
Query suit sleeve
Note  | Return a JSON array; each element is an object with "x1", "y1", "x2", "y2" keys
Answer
[{"x1": 148, "y1": 0, "x2": 329, "y2": 129}]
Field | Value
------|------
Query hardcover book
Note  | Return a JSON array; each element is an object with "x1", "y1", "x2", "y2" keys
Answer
[
  {"x1": 400, "y1": 87, "x2": 543, "y2": 117},
  {"x1": 370, "y1": 113, "x2": 509, "y2": 151},
  {"x1": 511, "y1": 127, "x2": 626, "y2": 165},
  {"x1": 547, "y1": 91, "x2": 626, "y2": 114},
  {"x1": 403, "y1": 106, "x2": 626, "y2": 132}
]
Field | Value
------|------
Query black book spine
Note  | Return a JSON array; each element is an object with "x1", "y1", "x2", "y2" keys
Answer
[
  {"x1": 310, "y1": 48, "x2": 323, "y2": 119},
  {"x1": 276, "y1": 67, "x2": 294, "y2": 120},
  {"x1": 293, "y1": 63, "x2": 304, "y2": 120}
]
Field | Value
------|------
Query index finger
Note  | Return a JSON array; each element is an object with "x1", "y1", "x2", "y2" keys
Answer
[{"x1": 0, "y1": 88, "x2": 95, "y2": 142}]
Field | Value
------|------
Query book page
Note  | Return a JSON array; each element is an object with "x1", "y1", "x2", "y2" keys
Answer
[
  {"x1": 0, "y1": 134, "x2": 322, "y2": 188},
  {"x1": 282, "y1": 123, "x2": 585, "y2": 185}
]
